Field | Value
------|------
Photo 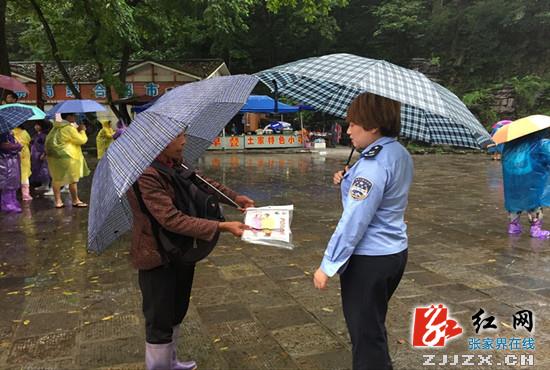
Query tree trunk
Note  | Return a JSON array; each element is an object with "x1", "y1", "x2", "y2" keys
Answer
[
  {"x1": 81, "y1": 0, "x2": 121, "y2": 122},
  {"x1": 117, "y1": 43, "x2": 132, "y2": 124},
  {"x1": 116, "y1": 0, "x2": 144, "y2": 124},
  {"x1": 29, "y1": 0, "x2": 81, "y2": 98},
  {"x1": 0, "y1": 0, "x2": 10, "y2": 75}
]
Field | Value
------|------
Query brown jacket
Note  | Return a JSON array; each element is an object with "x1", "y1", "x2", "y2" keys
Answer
[{"x1": 127, "y1": 164, "x2": 239, "y2": 270}]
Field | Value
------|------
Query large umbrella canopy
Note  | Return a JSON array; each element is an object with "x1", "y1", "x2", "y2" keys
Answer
[
  {"x1": 0, "y1": 74, "x2": 29, "y2": 93},
  {"x1": 492, "y1": 115, "x2": 550, "y2": 144},
  {"x1": 0, "y1": 105, "x2": 35, "y2": 134},
  {"x1": 0, "y1": 103, "x2": 46, "y2": 121},
  {"x1": 256, "y1": 53, "x2": 491, "y2": 149},
  {"x1": 46, "y1": 99, "x2": 106, "y2": 117},
  {"x1": 88, "y1": 75, "x2": 258, "y2": 253}
]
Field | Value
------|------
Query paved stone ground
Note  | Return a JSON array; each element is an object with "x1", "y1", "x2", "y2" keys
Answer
[{"x1": 0, "y1": 149, "x2": 548, "y2": 369}]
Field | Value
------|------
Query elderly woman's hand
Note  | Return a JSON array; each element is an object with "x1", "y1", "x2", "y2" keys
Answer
[{"x1": 235, "y1": 195, "x2": 255, "y2": 211}]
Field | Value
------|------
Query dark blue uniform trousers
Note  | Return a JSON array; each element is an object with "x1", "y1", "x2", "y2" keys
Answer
[
  {"x1": 340, "y1": 249, "x2": 408, "y2": 370},
  {"x1": 138, "y1": 262, "x2": 195, "y2": 344}
]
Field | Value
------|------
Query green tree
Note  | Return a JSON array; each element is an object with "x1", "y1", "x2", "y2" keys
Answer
[{"x1": 0, "y1": 0, "x2": 9, "y2": 75}]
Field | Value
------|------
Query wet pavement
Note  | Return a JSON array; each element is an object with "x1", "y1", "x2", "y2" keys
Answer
[{"x1": 0, "y1": 148, "x2": 548, "y2": 369}]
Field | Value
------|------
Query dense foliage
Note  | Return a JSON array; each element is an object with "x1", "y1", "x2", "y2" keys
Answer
[{"x1": 2, "y1": 0, "x2": 549, "y2": 123}]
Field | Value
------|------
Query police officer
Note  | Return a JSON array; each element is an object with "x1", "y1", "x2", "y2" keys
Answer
[{"x1": 313, "y1": 92, "x2": 414, "y2": 370}]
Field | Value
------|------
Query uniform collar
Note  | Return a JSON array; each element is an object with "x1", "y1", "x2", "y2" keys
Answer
[{"x1": 360, "y1": 136, "x2": 396, "y2": 156}]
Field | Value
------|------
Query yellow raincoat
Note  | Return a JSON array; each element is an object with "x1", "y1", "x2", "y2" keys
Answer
[
  {"x1": 13, "y1": 127, "x2": 32, "y2": 182},
  {"x1": 96, "y1": 119, "x2": 114, "y2": 159},
  {"x1": 45, "y1": 121, "x2": 90, "y2": 184}
]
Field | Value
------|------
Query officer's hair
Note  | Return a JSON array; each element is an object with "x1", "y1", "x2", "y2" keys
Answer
[{"x1": 346, "y1": 93, "x2": 401, "y2": 137}]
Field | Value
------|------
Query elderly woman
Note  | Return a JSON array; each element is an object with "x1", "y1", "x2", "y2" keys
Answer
[
  {"x1": 127, "y1": 132, "x2": 255, "y2": 369},
  {"x1": 0, "y1": 131, "x2": 22, "y2": 213},
  {"x1": 45, "y1": 113, "x2": 89, "y2": 208}
]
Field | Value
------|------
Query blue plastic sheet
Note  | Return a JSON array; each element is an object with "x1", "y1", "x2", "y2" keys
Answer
[{"x1": 502, "y1": 130, "x2": 550, "y2": 212}]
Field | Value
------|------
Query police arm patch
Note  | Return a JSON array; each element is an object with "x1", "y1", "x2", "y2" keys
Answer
[{"x1": 349, "y1": 177, "x2": 373, "y2": 201}]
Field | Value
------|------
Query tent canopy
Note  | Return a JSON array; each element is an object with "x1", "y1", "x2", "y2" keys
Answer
[
  {"x1": 132, "y1": 94, "x2": 304, "y2": 114},
  {"x1": 239, "y1": 95, "x2": 300, "y2": 113}
]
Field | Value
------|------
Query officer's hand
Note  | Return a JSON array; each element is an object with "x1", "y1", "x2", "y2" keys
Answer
[
  {"x1": 219, "y1": 221, "x2": 251, "y2": 237},
  {"x1": 313, "y1": 267, "x2": 329, "y2": 290},
  {"x1": 235, "y1": 195, "x2": 255, "y2": 212},
  {"x1": 333, "y1": 166, "x2": 349, "y2": 185}
]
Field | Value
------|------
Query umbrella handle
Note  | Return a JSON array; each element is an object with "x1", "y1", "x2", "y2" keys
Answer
[
  {"x1": 180, "y1": 163, "x2": 241, "y2": 209},
  {"x1": 343, "y1": 147, "x2": 355, "y2": 174}
]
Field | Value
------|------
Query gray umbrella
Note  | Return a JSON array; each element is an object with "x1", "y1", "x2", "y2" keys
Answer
[
  {"x1": 87, "y1": 75, "x2": 258, "y2": 253},
  {"x1": 256, "y1": 53, "x2": 491, "y2": 149}
]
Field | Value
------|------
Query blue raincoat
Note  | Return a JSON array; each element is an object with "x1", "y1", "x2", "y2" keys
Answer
[{"x1": 502, "y1": 130, "x2": 550, "y2": 212}]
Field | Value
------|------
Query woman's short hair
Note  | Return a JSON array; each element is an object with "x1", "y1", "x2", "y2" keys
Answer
[{"x1": 346, "y1": 92, "x2": 401, "y2": 137}]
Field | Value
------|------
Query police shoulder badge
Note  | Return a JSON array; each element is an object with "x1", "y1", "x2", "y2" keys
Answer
[
  {"x1": 349, "y1": 177, "x2": 373, "y2": 200},
  {"x1": 362, "y1": 145, "x2": 383, "y2": 159}
]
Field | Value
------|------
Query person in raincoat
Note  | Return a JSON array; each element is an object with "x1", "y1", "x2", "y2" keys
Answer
[
  {"x1": 503, "y1": 129, "x2": 550, "y2": 239},
  {"x1": 30, "y1": 120, "x2": 51, "y2": 191},
  {"x1": 13, "y1": 124, "x2": 33, "y2": 201},
  {"x1": 0, "y1": 131, "x2": 22, "y2": 213},
  {"x1": 45, "y1": 112, "x2": 90, "y2": 208},
  {"x1": 96, "y1": 119, "x2": 114, "y2": 159}
]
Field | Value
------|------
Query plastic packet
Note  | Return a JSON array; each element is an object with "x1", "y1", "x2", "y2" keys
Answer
[{"x1": 241, "y1": 205, "x2": 294, "y2": 249}]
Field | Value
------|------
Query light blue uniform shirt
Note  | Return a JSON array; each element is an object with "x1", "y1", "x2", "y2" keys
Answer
[{"x1": 320, "y1": 136, "x2": 414, "y2": 277}]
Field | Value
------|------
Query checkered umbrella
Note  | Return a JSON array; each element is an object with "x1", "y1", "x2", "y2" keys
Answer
[
  {"x1": 256, "y1": 53, "x2": 492, "y2": 149},
  {"x1": 88, "y1": 75, "x2": 258, "y2": 253},
  {"x1": 0, "y1": 105, "x2": 34, "y2": 134}
]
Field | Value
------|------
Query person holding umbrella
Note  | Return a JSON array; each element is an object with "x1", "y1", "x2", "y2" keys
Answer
[
  {"x1": 86, "y1": 75, "x2": 258, "y2": 370},
  {"x1": 0, "y1": 131, "x2": 22, "y2": 213},
  {"x1": 313, "y1": 92, "x2": 413, "y2": 370},
  {"x1": 0, "y1": 102, "x2": 37, "y2": 213},
  {"x1": 492, "y1": 115, "x2": 550, "y2": 238},
  {"x1": 127, "y1": 132, "x2": 253, "y2": 370},
  {"x1": 45, "y1": 112, "x2": 89, "y2": 208}
]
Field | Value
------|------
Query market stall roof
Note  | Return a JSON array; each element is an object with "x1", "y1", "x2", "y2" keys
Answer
[
  {"x1": 240, "y1": 95, "x2": 300, "y2": 113},
  {"x1": 129, "y1": 95, "x2": 312, "y2": 113},
  {"x1": 132, "y1": 94, "x2": 302, "y2": 114}
]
